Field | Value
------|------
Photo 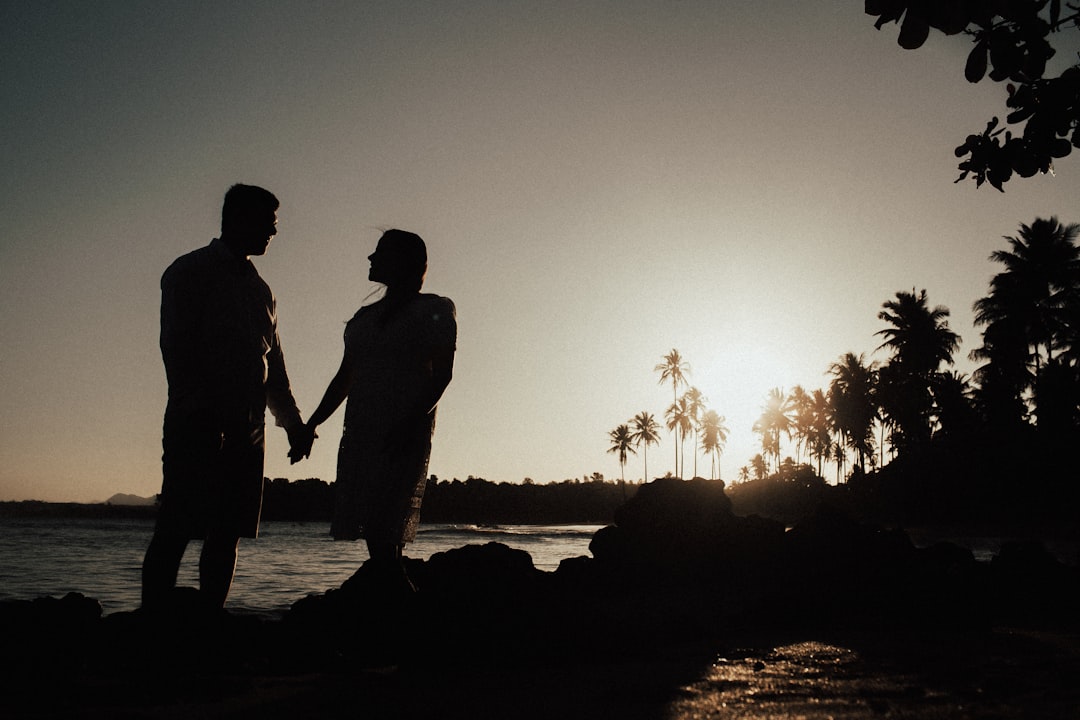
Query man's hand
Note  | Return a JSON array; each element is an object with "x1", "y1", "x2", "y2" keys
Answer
[{"x1": 287, "y1": 424, "x2": 317, "y2": 464}]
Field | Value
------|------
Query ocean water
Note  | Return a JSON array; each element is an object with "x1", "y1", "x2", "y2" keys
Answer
[{"x1": 0, "y1": 519, "x2": 603, "y2": 617}]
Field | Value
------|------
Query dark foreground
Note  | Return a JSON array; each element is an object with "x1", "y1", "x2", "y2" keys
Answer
[
  {"x1": 5, "y1": 624, "x2": 1076, "y2": 719},
  {"x1": 2, "y1": 479, "x2": 1078, "y2": 719}
]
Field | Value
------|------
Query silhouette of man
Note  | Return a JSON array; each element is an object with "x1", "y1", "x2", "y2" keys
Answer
[{"x1": 141, "y1": 184, "x2": 312, "y2": 610}]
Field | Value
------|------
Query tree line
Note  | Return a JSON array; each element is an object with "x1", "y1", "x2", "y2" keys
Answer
[
  {"x1": 0, "y1": 477, "x2": 636, "y2": 526},
  {"x1": 610, "y1": 217, "x2": 1080, "y2": 529},
  {"x1": 750, "y1": 216, "x2": 1079, "y2": 479},
  {"x1": 607, "y1": 349, "x2": 730, "y2": 484},
  {"x1": 259, "y1": 475, "x2": 636, "y2": 526}
]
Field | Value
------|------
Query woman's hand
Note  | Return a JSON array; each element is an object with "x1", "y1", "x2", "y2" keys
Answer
[{"x1": 287, "y1": 423, "x2": 318, "y2": 464}]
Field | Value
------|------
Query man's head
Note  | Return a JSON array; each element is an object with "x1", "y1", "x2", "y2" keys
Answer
[{"x1": 220, "y1": 184, "x2": 279, "y2": 257}]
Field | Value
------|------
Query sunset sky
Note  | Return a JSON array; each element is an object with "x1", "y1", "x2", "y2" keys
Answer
[{"x1": 4, "y1": 2, "x2": 1080, "y2": 503}]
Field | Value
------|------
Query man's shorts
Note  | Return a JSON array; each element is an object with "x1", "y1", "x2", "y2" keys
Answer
[{"x1": 156, "y1": 411, "x2": 266, "y2": 539}]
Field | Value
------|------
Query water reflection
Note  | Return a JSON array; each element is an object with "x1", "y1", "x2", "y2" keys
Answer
[{"x1": 670, "y1": 641, "x2": 936, "y2": 719}]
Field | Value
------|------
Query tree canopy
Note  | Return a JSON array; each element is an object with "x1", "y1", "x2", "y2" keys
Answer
[{"x1": 867, "y1": 0, "x2": 1080, "y2": 189}]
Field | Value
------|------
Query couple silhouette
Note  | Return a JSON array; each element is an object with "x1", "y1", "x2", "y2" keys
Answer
[{"x1": 141, "y1": 184, "x2": 456, "y2": 610}]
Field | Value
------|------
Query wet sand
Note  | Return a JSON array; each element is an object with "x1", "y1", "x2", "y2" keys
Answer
[
  {"x1": 6, "y1": 625, "x2": 1077, "y2": 719},
  {"x1": 669, "y1": 629, "x2": 1080, "y2": 720}
]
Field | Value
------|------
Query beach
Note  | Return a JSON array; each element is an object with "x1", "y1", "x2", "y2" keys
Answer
[
  {"x1": 3, "y1": 604, "x2": 1078, "y2": 719},
  {"x1": 3, "y1": 480, "x2": 1079, "y2": 718},
  {"x1": 0, "y1": 517, "x2": 602, "y2": 616}
]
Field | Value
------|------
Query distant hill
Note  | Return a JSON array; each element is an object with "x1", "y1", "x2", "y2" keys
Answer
[{"x1": 104, "y1": 493, "x2": 156, "y2": 506}]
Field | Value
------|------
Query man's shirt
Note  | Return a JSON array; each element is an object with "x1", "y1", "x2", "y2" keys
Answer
[{"x1": 160, "y1": 238, "x2": 301, "y2": 430}]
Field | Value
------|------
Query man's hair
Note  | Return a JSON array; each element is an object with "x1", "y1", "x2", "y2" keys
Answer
[{"x1": 221, "y1": 184, "x2": 279, "y2": 233}]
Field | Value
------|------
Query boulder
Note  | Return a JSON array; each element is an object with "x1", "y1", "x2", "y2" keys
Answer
[{"x1": 589, "y1": 478, "x2": 785, "y2": 585}]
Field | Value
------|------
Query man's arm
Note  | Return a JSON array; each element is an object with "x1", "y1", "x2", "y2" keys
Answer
[
  {"x1": 265, "y1": 328, "x2": 303, "y2": 432},
  {"x1": 159, "y1": 264, "x2": 205, "y2": 412}
]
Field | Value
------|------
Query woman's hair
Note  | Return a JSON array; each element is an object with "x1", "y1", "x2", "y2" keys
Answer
[{"x1": 380, "y1": 229, "x2": 427, "y2": 293}]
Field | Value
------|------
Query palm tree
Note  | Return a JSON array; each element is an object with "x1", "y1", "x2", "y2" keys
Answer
[
  {"x1": 655, "y1": 349, "x2": 690, "y2": 474},
  {"x1": 829, "y1": 439, "x2": 847, "y2": 484},
  {"x1": 752, "y1": 387, "x2": 792, "y2": 474},
  {"x1": 931, "y1": 371, "x2": 979, "y2": 445},
  {"x1": 876, "y1": 289, "x2": 960, "y2": 453},
  {"x1": 972, "y1": 217, "x2": 1080, "y2": 431},
  {"x1": 808, "y1": 388, "x2": 833, "y2": 477},
  {"x1": 749, "y1": 454, "x2": 768, "y2": 480},
  {"x1": 983, "y1": 217, "x2": 1080, "y2": 367},
  {"x1": 607, "y1": 424, "x2": 637, "y2": 483},
  {"x1": 828, "y1": 353, "x2": 878, "y2": 475},
  {"x1": 629, "y1": 411, "x2": 661, "y2": 483},
  {"x1": 655, "y1": 349, "x2": 691, "y2": 404},
  {"x1": 877, "y1": 289, "x2": 961, "y2": 376},
  {"x1": 682, "y1": 387, "x2": 707, "y2": 477},
  {"x1": 665, "y1": 396, "x2": 693, "y2": 478},
  {"x1": 1034, "y1": 358, "x2": 1080, "y2": 439},
  {"x1": 969, "y1": 316, "x2": 1032, "y2": 433},
  {"x1": 698, "y1": 409, "x2": 729, "y2": 480},
  {"x1": 787, "y1": 385, "x2": 813, "y2": 465}
]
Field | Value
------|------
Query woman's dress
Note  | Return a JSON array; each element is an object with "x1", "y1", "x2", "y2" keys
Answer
[{"x1": 331, "y1": 294, "x2": 457, "y2": 542}]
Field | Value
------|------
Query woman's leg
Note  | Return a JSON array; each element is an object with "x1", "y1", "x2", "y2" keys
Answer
[
  {"x1": 365, "y1": 540, "x2": 415, "y2": 593},
  {"x1": 365, "y1": 541, "x2": 401, "y2": 564}
]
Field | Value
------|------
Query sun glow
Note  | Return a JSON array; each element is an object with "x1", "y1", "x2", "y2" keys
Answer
[{"x1": 689, "y1": 344, "x2": 813, "y2": 476}]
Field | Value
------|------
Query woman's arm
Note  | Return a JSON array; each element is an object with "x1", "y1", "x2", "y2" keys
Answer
[
  {"x1": 417, "y1": 345, "x2": 454, "y2": 417},
  {"x1": 412, "y1": 296, "x2": 457, "y2": 417},
  {"x1": 289, "y1": 353, "x2": 356, "y2": 464},
  {"x1": 404, "y1": 298, "x2": 456, "y2": 420},
  {"x1": 308, "y1": 356, "x2": 356, "y2": 429}
]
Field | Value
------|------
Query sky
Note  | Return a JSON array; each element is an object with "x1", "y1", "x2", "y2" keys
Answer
[{"x1": 4, "y1": 2, "x2": 1080, "y2": 503}]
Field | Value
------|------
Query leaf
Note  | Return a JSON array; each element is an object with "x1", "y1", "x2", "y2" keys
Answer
[
  {"x1": 965, "y1": 41, "x2": 988, "y2": 82},
  {"x1": 955, "y1": 133, "x2": 984, "y2": 156},
  {"x1": 928, "y1": 0, "x2": 970, "y2": 35},
  {"x1": 898, "y1": 11, "x2": 931, "y2": 49},
  {"x1": 1007, "y1": 105, "x2": 1035, "y2": 123},
  {"x1": 868, "y1": 0, "x2": 907, "y2": 29},
  {"x1": 1051, "y1": 138, "x2": 1072, "y2": 158},
  {"x1": 1051, "y1": 0, "x2": 1061, "y2": 28}
]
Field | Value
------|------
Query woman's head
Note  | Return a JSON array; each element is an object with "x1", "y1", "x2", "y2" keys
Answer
[{"x1": 368, "y1": 229, "x2": 427, "y2": 292}]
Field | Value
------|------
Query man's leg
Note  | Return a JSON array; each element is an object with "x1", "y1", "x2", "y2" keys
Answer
[
  {"x1": 142, "y1": 530, "x2": 188, "y2": 608},
  {"x1": 199, "y1": 420, "x2": 262, "y2": 608},
  {"x1": 199, "y1": 531, "x2": 241, "y2": 608}
]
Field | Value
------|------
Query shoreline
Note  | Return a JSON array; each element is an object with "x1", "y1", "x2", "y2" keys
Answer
[
  {"x1": 4, "y1": 499, "x2": 1078, "y2": 549},
  {"x1": 3, "y1": 479, "x2": 1078, "y2": 717},
  {"x1": 4, "y1": 582, "x2": 1075, "y2": 716},
  {"x1": 0, "y1": 500, "x2": 158, "y2": 519}
]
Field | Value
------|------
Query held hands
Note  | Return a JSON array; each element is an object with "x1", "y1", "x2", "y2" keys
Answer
[{"x1": 287, "y1": 423, "x2": 318, "y2": 464}]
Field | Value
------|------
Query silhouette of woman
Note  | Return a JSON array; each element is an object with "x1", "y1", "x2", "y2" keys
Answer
[{"x1": 302, "y1": 229, "x2": 456, "y2": 590}]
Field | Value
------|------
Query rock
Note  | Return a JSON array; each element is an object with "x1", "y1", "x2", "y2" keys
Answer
[
  {"x1": 416, "y1": 541, "x2": 541, "y2": 598},
  {"x1": 0, "y1": 592, "x2": 104, "y2": 682},
  {"x1": 613, "y1": 477, "x2": 733, "y2": 534},
  {"x1": 990, "y1": 540, "x2": 1080, "y2": 626},
  {"x1": 590, "y1": 478, "x2": 785, "y2": 586}
]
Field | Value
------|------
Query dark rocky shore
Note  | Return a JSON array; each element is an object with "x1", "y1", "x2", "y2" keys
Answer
[{"x1": 2, "y1": 478, "x2": 1078, "y2": 719}]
